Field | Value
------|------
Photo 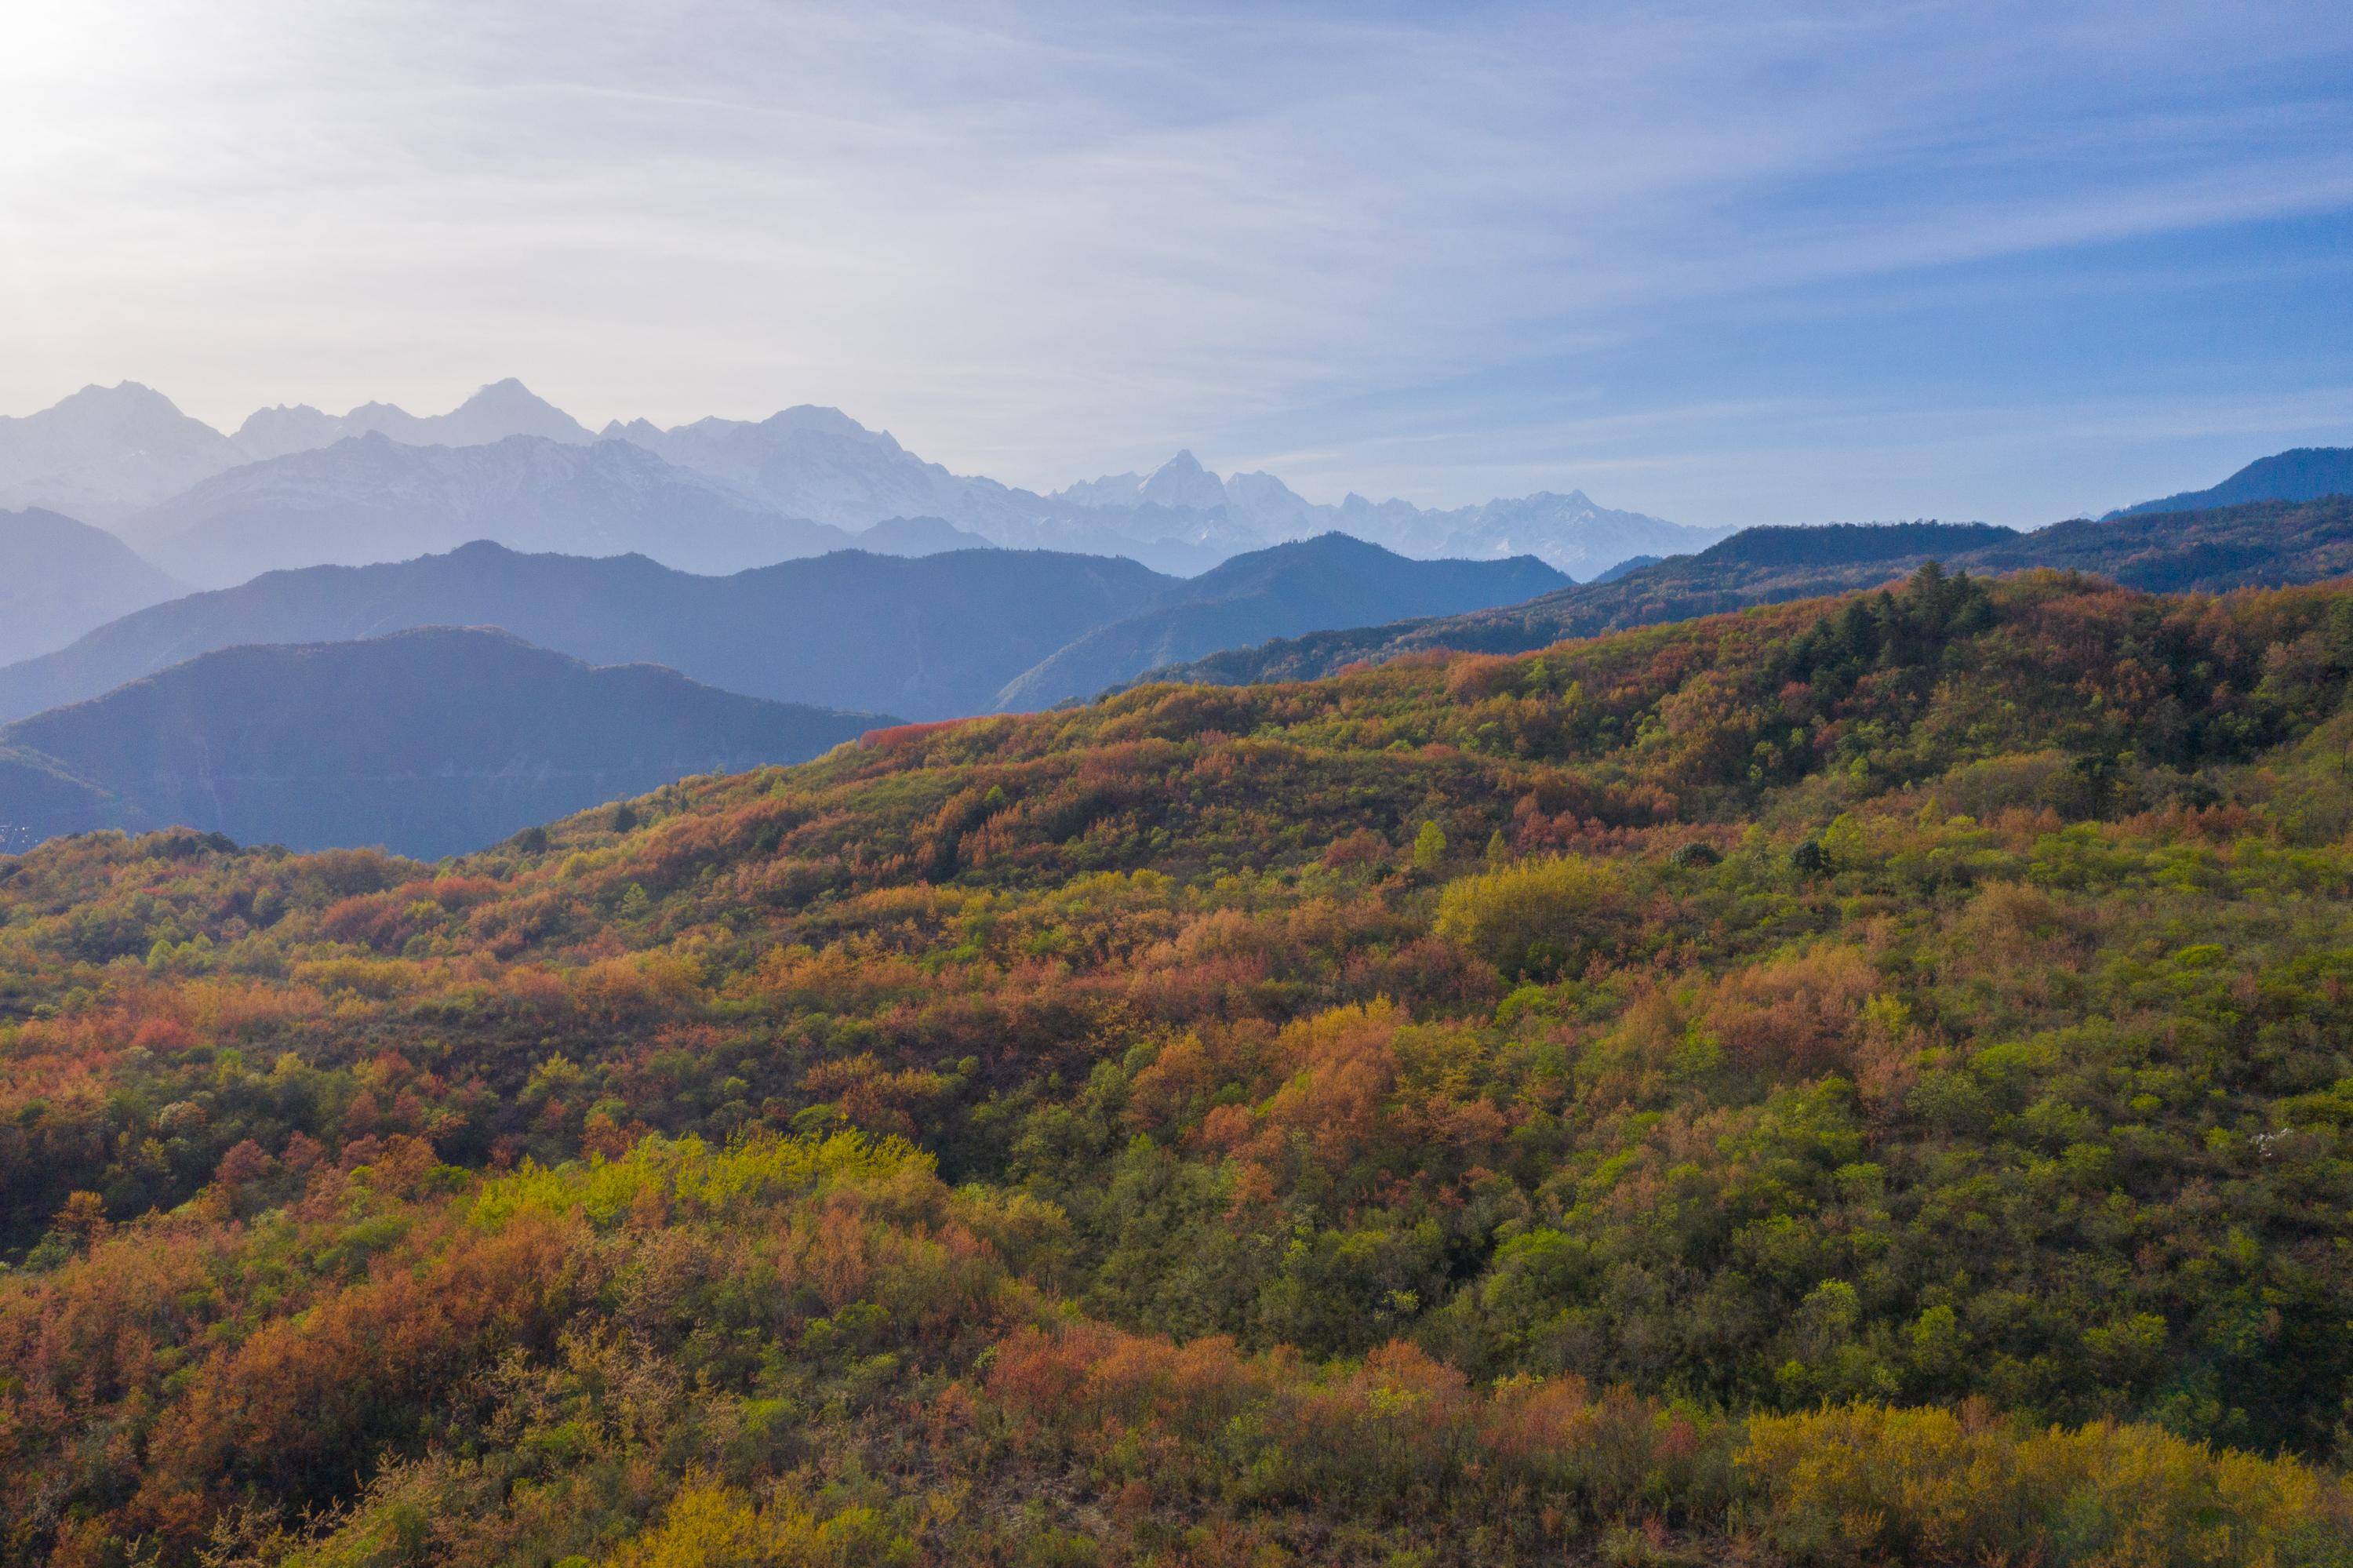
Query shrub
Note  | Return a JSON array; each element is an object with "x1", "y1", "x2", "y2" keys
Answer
[
  {"x1": 1434, "y1": 856, "x2": 1626, "y2": 979},
  {"x1": 1737, "y1": 1403, "x2": 2353, "y2": 1567}
]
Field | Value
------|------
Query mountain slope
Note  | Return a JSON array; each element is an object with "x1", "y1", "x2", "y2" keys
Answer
[
  {"x1": 2107, "y1": 446, "x2": 2353, "y2": 518},
  {"x1": 608, "y1": 406, "x2": 1046, "y2": 533},
  {"x1": 0, "y1": 508, "x2": 183, "y2": 666},
  {"x1": 0, "y1": 628, "x2": 882, "y2": 856},
  {"x1": 0, "y1": 384, "x2": 249, "y2": 522},
  {"x1": 993, "y1": 533, "x2": 1566, "y2": 709},
  {"x1": 0, "y1": 541, "x2": 1175, "y2": 722},
  {"x1": 2, "y1": 570, "x2": 2351, "y2": 1566},
  {"x1": 231, "y1": 377, "x2": 594, "y2": 459},
  {"x1": 1155, "y1": 500, "x2": 2353, "y2": 686},
  {"x1": 122, "y1": 433, "x2": 853, "y2": 586}
]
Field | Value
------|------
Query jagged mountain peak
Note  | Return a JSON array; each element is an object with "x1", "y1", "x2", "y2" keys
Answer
[
  {"x1": 54, "y1": 380, "x2": 184, "y2": 413},
  {"x1": 5, "y1": 374, "x2": 1720, "y2": 577},
  {"x1": 456, "y1": 377, "x2": 562, "y2": 413},
  {"x1": 227, "y1": 378, "x2": 594, "y2": 460},
  {"x1": 1139, "y1": 449, "x2": 1229, "y2": 511},
  {"x1": 0, "y1": 383, "x2": 249, "y2": 522},
  {"x1": 118, "y1": 429, "x2": 856, "y2": 585}
]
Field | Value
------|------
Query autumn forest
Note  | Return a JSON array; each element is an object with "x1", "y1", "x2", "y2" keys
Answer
[{"x1": 5, "y1": 564, "x2": 2353, "y2": 1565}]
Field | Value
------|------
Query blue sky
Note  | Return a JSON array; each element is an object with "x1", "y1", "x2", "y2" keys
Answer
[{"x1": 2, "y1": 0, "x2": 2348, "y2": 526}]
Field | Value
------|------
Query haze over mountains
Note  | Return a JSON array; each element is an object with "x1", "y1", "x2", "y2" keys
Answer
[
  {"x1": 0, "y1": 544, "x2": 1166, "y2": 723},
  {"x1": 0, "y1": 628, "x2": 880, "y2": 857},
  {"x1": 0, "y1": 535, "x2": 1559, "y2": 726},
  {"x1": 0, "y1": 508, "x2": 184, "y2": 665},
  {"x1": 994, "y1": 534, "x2": 1566, "y2": 710},
  {"x1": 231, "y1": 376, "x2": 597, "y2": 460},
  {"x1": 119, "y1": 433, "x2": 859, "y2": 588},
  {"x1": 0, "y1": 380, "x2": 1726, "y2": 580},
  {"x1": 0, "y1": 383, "x2": 248, "y2": 522},
  {"x1": 2, "y1": 364, "x2": 2349, "y2": 862}
]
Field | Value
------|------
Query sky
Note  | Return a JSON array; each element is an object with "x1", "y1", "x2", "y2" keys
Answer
[{"x1": 2, "y1": 0, "x2": 2350, "y2": 526}]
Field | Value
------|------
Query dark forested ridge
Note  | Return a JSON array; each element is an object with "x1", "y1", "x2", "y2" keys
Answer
[
  {"x1": 0, "y1": 628, "x2": 882, "y2": 857},
  {"x1": 1158, "y1": 497, "x2": 2353, "y2": 687},
  {"x1": 5, "y1": 566, "x2": 2353, "y2": 1563},
  {"x1": 2107, "y1": 446, "x2": 2353, "y2": 518}
]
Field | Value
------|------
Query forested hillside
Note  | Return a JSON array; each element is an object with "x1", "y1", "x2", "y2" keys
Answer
[
  {"x1": 4, "y1": 566, "x2": 2353, "y2": 1564},
  {"x1": 1161, "y1": 497, "x2": 2353, "y2": 687}
]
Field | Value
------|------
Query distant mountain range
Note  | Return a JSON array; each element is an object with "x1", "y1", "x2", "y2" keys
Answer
[
  {"x1": 0, "y1": 509, "x2": 183, "y2": 666},
  {"x1": 0, "y1": 380, "x2": 1722, "y2": 579},
  {"x1": 1037, "y1": 451, "x2": 1728, "y2": 577},
  {"x1": 600, "y1": 405, "x2": 1044, "y2": 535},
  {"x1": 0, "y1": 533, "x2": 1562, "y2": 856},
  {"x1": 5, "y1": 402, "x2": 2353, "y2": 860},
  {"x1": 233, "y1": 376, "x2": 597, "y2": 460},
  {"x1": 1152, "y1": 497, "x2": 2353, "y2": 687},
  {"x1": 0, "y1": 534, "x2": 1559, "y2": 726},
  {"x1": 0, "y1": 628, "x2": 881, "y2": 858},
  {"x1": 994, "y1": 534, "x2": 1566, "y2": 710},
  {"x1": 0, "y1": 383, "x2": 249, "y2": 523},
  {"x1": 8, "y1": 380, "x2": 2343, "y2": 590},
  {"x1": 118, "y1": 432, "x2": 859, "y2": 588},
  {"x1": 2105, "y1": 446, "x2": 2353, "y2": 518}
]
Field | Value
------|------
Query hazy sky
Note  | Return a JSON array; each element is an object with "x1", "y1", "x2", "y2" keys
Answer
[{"x1": 4, "y1": 0, "x2": 2350, "y2": 525}]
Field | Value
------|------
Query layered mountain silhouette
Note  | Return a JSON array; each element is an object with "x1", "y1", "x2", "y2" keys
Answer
[
  {"x1": 0, "y1": 628, "x2": 882, "y2": 857},
  {"x1": 120, "y1": 434, "x2": 856, "y2": 586},
  {"x1": 0, "y1": 509, "x2": 182, "y2": 666},
  {"x1": 0, "y1": 535, "x2": 1562, "y2": 726},
  {"x1": 993, "y1": 533, "x2": 1566, "y2": 710},
  {"x1": 1042, "y1": 450, "x2": 1726, "y2": 576},
  {"x1": 0, "y1": 379, "x2": 1719, "y2": 580},
  {"x1": 0, "y1": 543, "x2": 1173, "y2": 723},
  {"x1": 2106, "y1": 446, "x2": 2353, "y2": 518},
  {"x1": 1153, "y1": 499, "x2": 2353, "y2": 687},
  {"x1": 11, "y1": 377, "x2": 2347, "y2": 594}
]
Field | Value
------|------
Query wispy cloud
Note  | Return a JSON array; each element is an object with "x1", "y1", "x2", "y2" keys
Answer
[{"x1": 2, "y1": 0, "x2": 2348, "y2": 521}]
